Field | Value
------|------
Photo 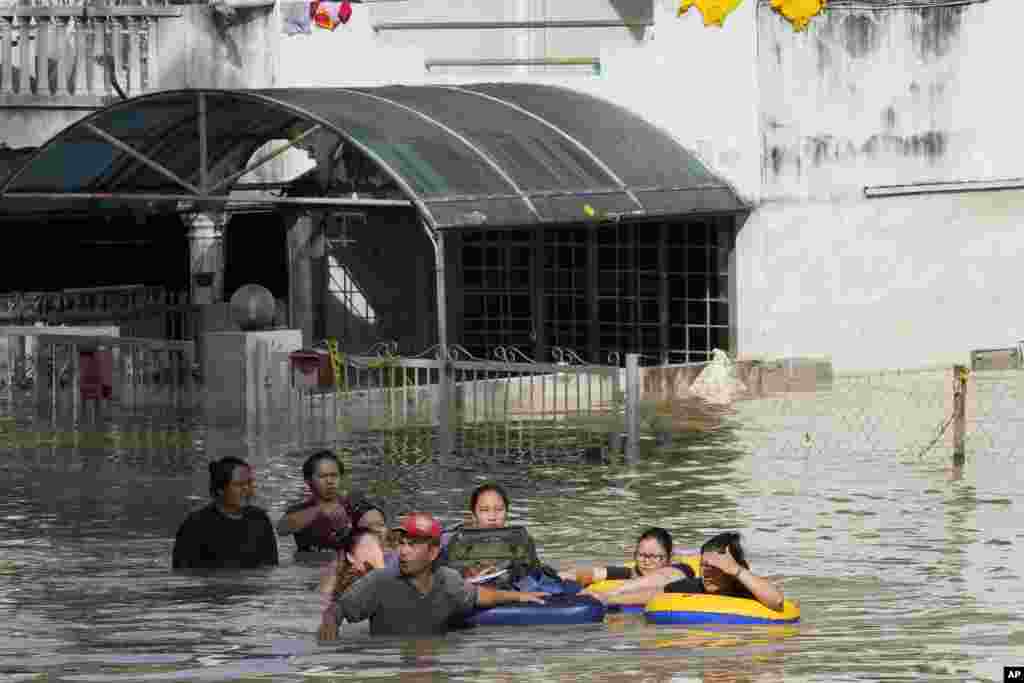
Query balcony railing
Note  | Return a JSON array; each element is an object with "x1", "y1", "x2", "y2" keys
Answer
[{"x1": 0, "y1": 0, "x2": 180, "y2": 104}]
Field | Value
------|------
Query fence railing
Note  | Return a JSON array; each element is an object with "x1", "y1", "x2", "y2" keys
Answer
[
  {"x1": 279, "y1": 345, "x2": 638, "y2": 461},
  {"x1": 0, "y1": 326, "x2": 196, "y2": 417},
  {"x1": 0, "y1": 0, "x2": 180, "y2": 100}
]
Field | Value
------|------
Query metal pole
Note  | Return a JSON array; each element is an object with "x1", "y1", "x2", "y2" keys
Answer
[
  {"x1": 72, "y1": 343, "x2": 79, "y2": 425},
  {"x1": 625, "y1": 353, "x2": 640, "y2": 464},
  {"x1": 198, "y1": 93, "x2": 208, "y2": 194},
  {"x1": 432, "y1": 226, "x2": 453, "y2": 460},
  {"x1": 953, "y1": 364, "x2": 967, "y2": 467}
]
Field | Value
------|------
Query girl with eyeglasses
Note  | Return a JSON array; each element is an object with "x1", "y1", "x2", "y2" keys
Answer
[{"x1": 566, "y1": 527, "x2": 694, "y2": 588}]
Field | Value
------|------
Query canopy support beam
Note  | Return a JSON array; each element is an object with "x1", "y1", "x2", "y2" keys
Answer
[
  {"x1": 207, "y1": 123, "x2": 324, "y2": 195},
  {"x1": 82, "y1": 122, "x2": 201, "y2": 196},
  {"x1": 198, "y1": 93, "x2": 209, "y2": 194},
  {"x1": 0, "y1": 191, "x2": 413, "y2": 209}
]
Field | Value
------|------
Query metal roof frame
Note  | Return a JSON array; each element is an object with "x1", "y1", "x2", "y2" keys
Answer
[{"x1": 0, "y1": 85, "x2": 748, "y2": 229}]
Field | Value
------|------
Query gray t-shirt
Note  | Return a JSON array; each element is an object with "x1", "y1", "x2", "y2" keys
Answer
[{"x1": 335, "y1": 567, "x2": 479, "y2": 636}]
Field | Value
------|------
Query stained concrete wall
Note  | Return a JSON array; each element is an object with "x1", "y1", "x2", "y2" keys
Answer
[
  {"x1": 742, "y1": 0, "x2": 1024, "y2": 372},
  {"x1": 757, "y1": 1, "x2": 1017, "y2": 200}
]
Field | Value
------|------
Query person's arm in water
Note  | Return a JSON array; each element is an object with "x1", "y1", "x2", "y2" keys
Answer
[
  {"x1": 581, "y1": 564, "x2": 682, "y2": 596},
  {"x1": 559, "y1": 565, "x2": 637, "y2": 584},
  {"x1": 593, "y1": 587, "x2": 663, "y2": 606},
  {"x1": 327, "y1": 568, "x2": 384, "y2": 635},
  {"x1": 702, "y1": 548, "x2": 785, "y2": 611},
  {"x1": 318, "y1": 554, "x2": 341, "y2": 640},
  {"x1": 317, "y1": 557, "x2": 342, "y2": 643},
  {"x1": 276, "y1": 500, "x2": 323, "y2": 537},
  {"x1": 475, "y1": 586, "x2": 547, "y2": 607}
]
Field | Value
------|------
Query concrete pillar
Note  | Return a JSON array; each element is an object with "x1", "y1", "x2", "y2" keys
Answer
[
  {"x1": 287, "y1": 212, "x2": 317, "y2": 347},
  {"x1": 186, "y1": 212, "x2": 227, "y2": 305}
]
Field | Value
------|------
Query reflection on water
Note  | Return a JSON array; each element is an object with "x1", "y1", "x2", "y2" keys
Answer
[{"x1": 0, "y1": 374, "x2": 1021, "y2": 682}]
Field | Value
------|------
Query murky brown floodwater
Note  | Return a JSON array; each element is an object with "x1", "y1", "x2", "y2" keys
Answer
[{"x1": 0, "y1": 370, "x2": 1021, "y2": 682}]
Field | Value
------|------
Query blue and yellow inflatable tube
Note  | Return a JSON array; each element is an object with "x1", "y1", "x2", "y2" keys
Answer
[{"x1": 644, "y1": 593, "x2": 800, "y2": 625}]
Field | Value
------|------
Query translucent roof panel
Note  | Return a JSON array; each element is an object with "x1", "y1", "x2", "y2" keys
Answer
[
  {"x1": 460, "y1": 84, "x2": 737, "y2": 194},
  {"x1": 362, "y1": 86, "x2": 622, "y2": 195},
  {"x1": 6, "y1": 137, "x2": 120, "y2": 193},
  {"x1": 1, "y1": 85, "x2": 747, "y2": 227},
  {"x1": 256, "y1": 89, "x2": 522, "y2": 200}
]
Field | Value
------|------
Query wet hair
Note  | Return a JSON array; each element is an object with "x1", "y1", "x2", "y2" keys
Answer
[
  {"x1": 351, "y1": 499, "x2": 386, "y2": 528},
  {"x1": 636, "y1": 527, "x2": 673, "y2": 559},
  {"x1": 301, "y1": 449, "x2": 343, "y2": 482},
  {"x1": 700, "y1": 531, "x2": 750, "y2": 570},
  {"x1": 469, "y1": 482, "x2": 510, "y2": 513},
  {"x1": 208, "y1": 456, "x2": 249, "y2": 498}
]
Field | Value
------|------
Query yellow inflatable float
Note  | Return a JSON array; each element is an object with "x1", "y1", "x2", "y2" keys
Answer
[{"x1": 645, "y1": 593, "x2": 800, "y2": 625}]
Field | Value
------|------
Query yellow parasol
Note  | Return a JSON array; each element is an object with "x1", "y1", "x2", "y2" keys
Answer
[{"x1": 677, "y1": 0, "x2": 744, "y2": 27}]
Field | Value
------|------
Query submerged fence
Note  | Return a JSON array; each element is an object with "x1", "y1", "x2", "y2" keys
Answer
[
  {"x1": 0, "y1": 326, "x2": 196, "y2": 420},
  {"x1": 280, "y1": 344, "x2": 635, "y2": 462},
  {"x1": 729, "y1": 360, "x2": 1024, "y2": 472},
  {"x1": 6, "y1": 323, "x2": 1019, "y2": 469}
]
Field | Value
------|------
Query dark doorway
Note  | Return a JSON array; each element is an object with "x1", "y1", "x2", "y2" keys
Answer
[
  {"x1": 0, "y1": 213, "x2": 189, "y2": 293},
  {"x1": 223, "y1": 212, "x2": 289, "y2": 301}
]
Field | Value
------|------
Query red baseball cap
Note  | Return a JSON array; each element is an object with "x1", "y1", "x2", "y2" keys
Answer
[{"x1": 393, "y1": 512, "x2": 442, "y2": 540}]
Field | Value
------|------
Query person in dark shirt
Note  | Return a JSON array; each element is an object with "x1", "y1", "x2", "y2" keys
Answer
[
  {"x1": 565, "y1": 527, "x2": 695, "y2": 587},
  {"x1": 172, "y1": 456, "x2": 279, "y2": 570},
  {"x1": 276, "y1": 450, "x2": 351, "y2": 555},
  {"x1": 330, "y1": 512, "x2": 547, "y2": 637}
]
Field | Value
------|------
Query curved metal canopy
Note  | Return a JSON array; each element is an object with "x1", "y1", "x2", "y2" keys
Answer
[{"x1": 0, "y1": 84, "x2": 747, "y2": 229}]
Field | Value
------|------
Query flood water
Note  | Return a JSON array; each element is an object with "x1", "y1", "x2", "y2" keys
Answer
[{"x1": 0, "y1": 370, "x2": 1021, "y2": 682}]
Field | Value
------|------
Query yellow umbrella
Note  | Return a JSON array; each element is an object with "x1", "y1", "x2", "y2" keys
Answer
[{"x1": 770, "y1": 0, "x2": 826, "y2": 32}]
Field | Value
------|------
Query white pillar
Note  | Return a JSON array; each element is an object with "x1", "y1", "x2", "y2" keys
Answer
[{"x1": 186, "y1": 212, "x2": 226, "y2": 305}]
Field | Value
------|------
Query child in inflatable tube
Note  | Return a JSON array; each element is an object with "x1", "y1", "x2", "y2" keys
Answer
[
  {"x1": 588, "y1": 531, "x2": 785, "y2": 612},
  {"x1": 564, "y1": 527, "x2": 694, "y2": 588},
  {"x1": 439, "y1": 482, "x2": 580, "y2": 595}
]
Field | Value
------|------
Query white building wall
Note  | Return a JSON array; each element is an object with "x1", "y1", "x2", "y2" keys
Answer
[{"x1": 745, "y1": 0, "x2": 1024, "y2": 372}]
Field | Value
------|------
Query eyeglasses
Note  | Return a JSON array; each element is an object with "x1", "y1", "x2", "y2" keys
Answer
[{"x1": 635, "y1": 553, "x2": 667, "y2": 562}]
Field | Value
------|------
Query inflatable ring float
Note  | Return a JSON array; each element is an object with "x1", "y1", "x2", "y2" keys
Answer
[
  {"x1": 585, "y1": 555, "x2": 701, "y2": 613},
  {"x1": 467, "y1": 593, "x2": 606, "y2": 627},
  {"x1": 644, "y1": 593, "x2": 800, "y2": 625}
]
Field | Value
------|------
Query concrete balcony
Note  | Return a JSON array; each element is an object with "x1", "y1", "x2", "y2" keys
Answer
[{"x1": 0, "y1": 0, "x2": 182, "y2": 107}]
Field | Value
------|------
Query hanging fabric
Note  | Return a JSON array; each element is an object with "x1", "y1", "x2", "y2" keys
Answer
[{"x1": 311, "y1": 0, "x2": 353, "y2": 31}]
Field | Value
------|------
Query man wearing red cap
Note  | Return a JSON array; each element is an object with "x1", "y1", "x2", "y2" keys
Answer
[{"x1": 328, "y1": 512, "x2": 547, "y2": 637}]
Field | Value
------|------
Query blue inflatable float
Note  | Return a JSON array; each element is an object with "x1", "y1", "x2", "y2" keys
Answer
[{"x1": 467, "y1": 593, "x2": 606, "y2": 627}]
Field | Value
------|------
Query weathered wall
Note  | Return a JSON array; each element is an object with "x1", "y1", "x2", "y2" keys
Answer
[
  {"x1": 758, "y1": 0, "x2": 1013, "y2": 201},
  {"x1": 740, "y1": 0, "x2": 1024, "y2": 372},
  {"x1": 736, "y1": 190, "x2": 1024, "y2": 373},
  {"x1": 156, "y1": 4, "x2": 280, "y2": 90}
]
